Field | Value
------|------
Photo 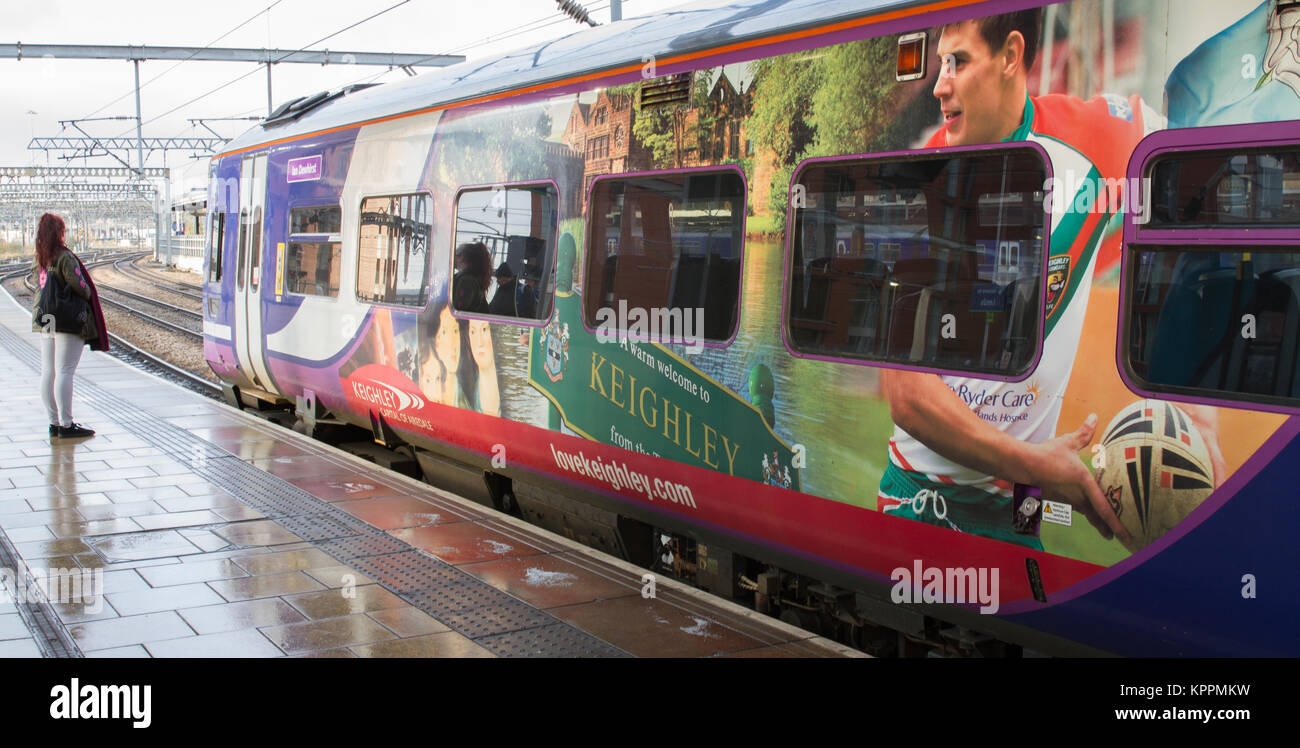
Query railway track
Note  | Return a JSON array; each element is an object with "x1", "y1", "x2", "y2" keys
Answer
[
  {"x1": 82, "y1": 256, "x2": 203, "y2": 341},
  {"x1": 114, "y1": 255, "x2": 203, "y2": 301},
  {"x1": 1, "y1": 259, "x2": 219, "y2": 399}
]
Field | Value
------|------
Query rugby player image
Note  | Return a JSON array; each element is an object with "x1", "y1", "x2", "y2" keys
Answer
[{"x1": 876, "y1": 9, "x2": 1227, "y2": 550}]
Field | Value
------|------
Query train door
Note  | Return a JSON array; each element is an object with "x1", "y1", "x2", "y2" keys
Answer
[{"x1": 233, "y1": 152, "x2": 277, "y2": 394}]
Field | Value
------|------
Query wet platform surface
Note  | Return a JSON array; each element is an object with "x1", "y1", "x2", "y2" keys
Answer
[{"x1": 0, "y1": 294, "x2": 858, "y2": 658}]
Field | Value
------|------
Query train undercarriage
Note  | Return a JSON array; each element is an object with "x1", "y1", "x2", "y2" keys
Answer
[{"x1": 223, "y1": 383, "x2": 1038, "y2": 658}]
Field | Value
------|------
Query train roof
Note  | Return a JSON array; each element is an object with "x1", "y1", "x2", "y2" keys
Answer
[{"x1": 219, "y1": 0, "x2": 924, "y2": 156}]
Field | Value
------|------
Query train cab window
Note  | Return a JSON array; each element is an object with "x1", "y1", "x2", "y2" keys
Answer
[
  {"x1": 286, "y1": 205, "x2": 342, "y2": 297},
  {"x1": 207, "y1": 212, "x2": 225, "y2": 283},
  {"x1": 584, "y1": 170, "x2": 744, "y2": 343},
  {"x1": 356, "y1": 193, "x2": 432, "y2": 307},
  {"x1": 1125, "y1": 140, "x2": 1300, "y2": 408},
  {"x1": 452, "y1": 183, "x2": 558, "y2": 321},
  {"x1": 787, "y1": 148, "x2": 1046, "y2": 375}
]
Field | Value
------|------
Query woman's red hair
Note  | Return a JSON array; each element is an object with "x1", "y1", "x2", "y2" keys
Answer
[{"x1": 35, "y1": 213, "x2": 66, "y2": 269}]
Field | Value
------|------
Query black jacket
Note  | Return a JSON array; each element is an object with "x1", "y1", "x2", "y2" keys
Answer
[{"x1": 488, "y1": 278, "x2": 519, "y2": 317}]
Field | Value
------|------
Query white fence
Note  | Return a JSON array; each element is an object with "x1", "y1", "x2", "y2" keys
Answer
[
  {"x1": 160, "y1": 235, "x2": 205, "y2": 274},
  {"x1": 167, "y1": 235, "x2": 206, "y2": 258}
]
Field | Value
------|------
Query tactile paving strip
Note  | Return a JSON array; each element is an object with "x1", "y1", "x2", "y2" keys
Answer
[
  {"x1": 0, "y1": 325, "x2": 631, "y2": 657},
  {"x1": 476, "y1": 622, "x2": 630, "y2": 658},
  {"x1": 274, "y1": 513, "x2": 368, "y2": 542},
  {"x1": 0, "y1": 527, "x2": 83, "y2": 658},
  {"x1": 322, "y1": 536, "x2": 425, "y2": 566}
]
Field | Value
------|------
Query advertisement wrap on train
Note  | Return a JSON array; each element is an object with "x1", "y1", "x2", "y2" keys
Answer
[{"x1": 202, "y1": 0, "x2": 1300, "y2": 655}]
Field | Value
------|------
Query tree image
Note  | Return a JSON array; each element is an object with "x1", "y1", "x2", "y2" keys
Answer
[
  {"x1": 631, "y1": 73, "x2": 715, "y2": 169},
  {"x1": 747, "y1": 52, "x2": 822, "y2": 218},
  {"x1": 435, "y1": 103, "x2": 553, "y2": 187},
  {"x1": 745, "y1": 37, "x2": 938, "y2": 222}
]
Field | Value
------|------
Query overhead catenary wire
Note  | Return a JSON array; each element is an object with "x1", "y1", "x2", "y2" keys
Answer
[
  {"x1": 110, "y1": 0, "x2": 413, "y2": 138},
  {"x1": 78, "y1": 0, "x2": 289, "y2": 123},
  {"x1": 93, "y1": 0, "x2": 632, "y2": 156},
  {"x1": 340, "y1": 0, "x2": 625, "y2": 93},
  {"x1": 328, "y1": 1, "x2": 616, "y2": 93}
]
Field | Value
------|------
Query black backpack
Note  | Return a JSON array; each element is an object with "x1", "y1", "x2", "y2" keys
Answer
[{"x1": 35, "y1": 257, "x2": 89, "y2": 334}]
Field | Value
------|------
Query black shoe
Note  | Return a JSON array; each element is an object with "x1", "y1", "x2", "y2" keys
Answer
[
  {"x1": 56, "y1": 423, "x2": 95, "y2": 439},
  {"x1": 49, "y1": 424, "x2": 58, "y2": 437}
]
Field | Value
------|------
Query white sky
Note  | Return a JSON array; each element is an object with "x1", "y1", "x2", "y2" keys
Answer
[{"x1": 2, "y1": 0, "x2": 689, "y2": 190}]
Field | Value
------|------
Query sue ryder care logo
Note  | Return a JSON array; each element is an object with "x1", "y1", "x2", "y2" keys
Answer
[
  {"x1": 890, "y1": 560, "x2": 1000, "y2": 615},
  {"x1": 948, "y1": 380, "x2": 1039, "y2": 425},
  {"x1": 50, "y1": 678, "x2": 151, "y2": 729}
]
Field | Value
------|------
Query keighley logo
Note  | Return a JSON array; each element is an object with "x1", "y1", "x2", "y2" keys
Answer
[
  {"x1": 50, "y1": 678, "x2": 151, "y2": 728},
  {"x1": 1046, "y1": 255, "x2": 1071, "y2": 317},
  {"x1": 543, "y1": 318, "x2": 571, "y2": 383},
  {"x1": 350, "y1": 378, "x2": 426, "y2": 413}
]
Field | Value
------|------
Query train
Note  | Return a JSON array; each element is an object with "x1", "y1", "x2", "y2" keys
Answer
[{"x1": 202, "y1": 0, "x2": 1300, "y2": 656}]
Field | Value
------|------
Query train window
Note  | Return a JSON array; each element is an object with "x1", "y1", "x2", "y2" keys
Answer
[
  {"x1": 207, "y1": 212, "x2": 225, "y2": 283},
  {"x1": 452, "y1": 183, "x2": 557, "y2": 321},
  {"x1": 1127, "y1": 248, "x2": 1300, "y2": 406},
  {"x1": 236, "y1": 208, "x2": 248, "y2": 292},
  {"x1": 249, "y1": 205, "x2": 263, "y2": 291},
  {"x1": 356, "y1": 193, "x2": 432, "y2": 307},
  {"x1": 1147, "y1": 145, "x2": 1300, "y2": 229},
  {"x1": 285, "y1": 206, "x2": 342, "y2": 297},
  {"x1": 787, "y1": 148, "x2": 1046, "y2": 376},
  {"x1": 584, "y1": 170, "x2": 744, "y2": 343}
]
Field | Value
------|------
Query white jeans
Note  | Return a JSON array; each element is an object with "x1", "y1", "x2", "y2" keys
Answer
[{"x1": 40, "y1": 332, "x2": 85, "y2": 427}]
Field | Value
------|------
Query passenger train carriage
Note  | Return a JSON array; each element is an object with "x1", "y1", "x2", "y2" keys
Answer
[{"x1": 203, "y1": 0, "x2": 1300, "y2": 656}]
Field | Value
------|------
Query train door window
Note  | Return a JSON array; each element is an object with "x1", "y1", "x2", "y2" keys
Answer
[
  {"x1": 1124, "y1": 136, "x2": 1300, "y2": 409},
  {"x1": 584, "y1": 169, "x2": 745, "y2": 343},
  {"x1": 236, "y1": 207, "x2": 248, "y2": 292},
  {"x1": 452, "y1": 183, "x2": 558, "y2": 321},
  {"x1": 286, "y1": 205, "x2": 342, "y2": 297},
  {"x1": 249, "y1": 205, "x2": 263, "y2": 290},
  {"x1": 207, "y1": 211, "x2": 225, "y2": 283},
  {"x1": 356, "y1": 193, "x2": 432, "y2": 307},
  {"x1": 786, "y1": 147, "x2": 1047, "y2": 376}
]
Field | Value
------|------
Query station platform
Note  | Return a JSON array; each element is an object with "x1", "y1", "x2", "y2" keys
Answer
[{"x1": 0, "y1": 292, "x2": 858, "y2": 658}]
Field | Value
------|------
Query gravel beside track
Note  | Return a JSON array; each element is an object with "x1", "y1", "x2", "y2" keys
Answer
[{"x1": 1, "y1": 257, "x2": 217, "y2": 397}]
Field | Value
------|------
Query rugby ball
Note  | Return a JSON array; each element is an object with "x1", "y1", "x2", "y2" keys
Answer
[{"x1": 1094, "y1": 400, "x2": 1215, "y2": 552}]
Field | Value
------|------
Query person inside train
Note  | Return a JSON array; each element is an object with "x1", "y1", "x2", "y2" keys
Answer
[
  {"x1": 488, "y1": 262, "x2": 519, "y2": 317},
  {"x1": 453, "y1": 242, "x2": 491, "y2": 314},
  {"x1": 517, "y1": 261, "x2": 541, "y2": 319},
  {"x1": 29, "y1": 213, "x2": 109, "y2": 440}
]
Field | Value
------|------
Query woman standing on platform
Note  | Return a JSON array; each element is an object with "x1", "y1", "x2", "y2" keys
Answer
[{"x1": 30, "y1": 213, "x2": 109, "y2": 439}]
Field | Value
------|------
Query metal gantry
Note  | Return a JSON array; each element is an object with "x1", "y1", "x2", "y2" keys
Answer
[
  {"x1": 6, "y1": 41, "x2": 465, "y2": 260},
  {"x1": 1, "y1": 167, "x2": 160, "y2": 255}
]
